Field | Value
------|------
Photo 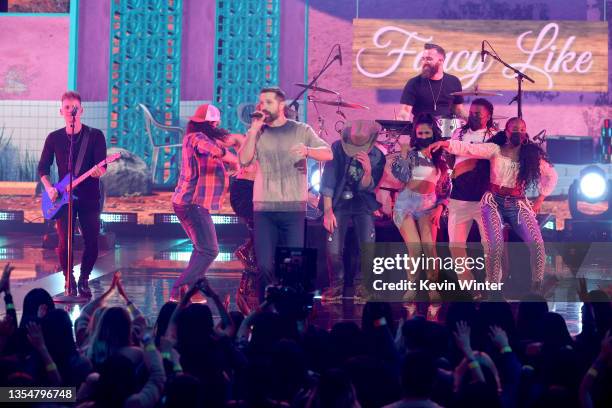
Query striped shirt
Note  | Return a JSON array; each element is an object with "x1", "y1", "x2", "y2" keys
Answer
[{"x1": 172, "y1": 132, "x2": 228, "y2": 210}]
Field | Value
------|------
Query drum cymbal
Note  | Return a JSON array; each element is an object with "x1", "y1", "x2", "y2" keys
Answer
[
  {"x1": 294, "y1": 83, "x2": 339, "y2": 95},
  {"x1": 492, "y1": 115, "x2": 508, "y2": 120},
  {"x1": 451, "y1": 90, "x2": 503, "y2": 97},
  {"x1": 309, "y1": 98, "x2": 369, "y2": 110}
]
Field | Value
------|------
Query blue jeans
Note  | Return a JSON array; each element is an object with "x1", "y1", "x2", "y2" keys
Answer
[
  {"x1": 326, "y1": 210, "x2": 376, "y2": 288},
  {"x1": 254, "y1": 211, "x2": 305, "y2": 296},
  {"x1": 480, "y1": 192, "x2": 545, "y2": 286},
  {"x1": 172, "y1": 204, "x2": 219, "y2": 295}
]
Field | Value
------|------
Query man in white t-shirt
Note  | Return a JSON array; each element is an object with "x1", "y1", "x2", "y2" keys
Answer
[{"x1": 448, "y1": 98, "x2": 500, "y2": 281}]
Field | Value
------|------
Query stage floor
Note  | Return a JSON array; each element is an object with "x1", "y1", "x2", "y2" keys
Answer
[
  {"x1": 0, "y1": 231, "x2": 596, "y2": 335},
  {"x1": 0, "y1": 192, "x2": 584, "y2": 230}
]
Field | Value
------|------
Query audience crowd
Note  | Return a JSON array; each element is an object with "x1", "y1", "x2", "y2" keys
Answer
[{"x1": 0, "y1": 263, "x2": 611, "y2": 408}]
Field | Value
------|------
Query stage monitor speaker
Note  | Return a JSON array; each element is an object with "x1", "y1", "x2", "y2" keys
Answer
[{"x1": 546, "y1": 136, "x2": 594, "y2": 165}]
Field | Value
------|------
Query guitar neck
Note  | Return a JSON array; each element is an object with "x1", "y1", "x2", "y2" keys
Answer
[{"x1": 71, "y1": 158, "x2": 109, "y2": 188}]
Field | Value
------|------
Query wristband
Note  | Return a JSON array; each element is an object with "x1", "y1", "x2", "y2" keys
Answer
[
  {"x1": 45, "y1": 362, "x2": 57, "y2": 372},
  {"x1": 468, "y1": 361, "x2": 480, "y2": 370},
  {"x1": 500, "y1": 346, "x2": 512, "y2": 354},
  {"x1": 6, "y1": 303, "x2": 15, "y2": 310},
  {"x1": 161, "y1": 352, "x2": 172, "y2": 360},
  {"x1": 587, "y1": 367, "x2": 598, "y2": 378},
  {"x1": 145, "y1": 344, "x2": 156, "y2": 352},
  {"x1": 373, "y1": 317, "x2": 387, "y2": 328},
  {"x1": 173, "y1": 362, "x2": 183, "y2": 373},
  {"x1": 305, "y1": 147, "x2": 310, "y2": 157}
]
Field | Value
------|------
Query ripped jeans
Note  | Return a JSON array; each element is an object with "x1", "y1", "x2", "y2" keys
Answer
[
  {"x1": 326, "y1": 210, "x2": 376, "y2": 288},
  {"x1": 480, "y1": 192, "x2": 545, "y2": 286}
]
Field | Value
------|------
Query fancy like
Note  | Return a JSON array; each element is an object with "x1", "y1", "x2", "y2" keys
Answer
[{"x1": 356, "y1": 22, "x2": 594, "y2": 89}]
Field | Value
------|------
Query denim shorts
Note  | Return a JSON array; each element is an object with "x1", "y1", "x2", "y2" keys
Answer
[{"x1": 393, "y1": 188, "x2": 437, "y2": 227}]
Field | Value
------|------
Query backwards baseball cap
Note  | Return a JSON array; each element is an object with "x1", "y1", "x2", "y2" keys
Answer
[{"x1": 189, "y1": 104, "x2": 221, "y2": 123}]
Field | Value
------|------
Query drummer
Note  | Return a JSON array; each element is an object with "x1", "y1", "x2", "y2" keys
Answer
[{"x1": 398, "y1": 43, "x2": 466, "y2": 121}]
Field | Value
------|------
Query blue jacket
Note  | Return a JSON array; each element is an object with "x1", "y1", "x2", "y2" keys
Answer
[{"x1": 320, "y1": 140, "x2": 386, "y2": 212}]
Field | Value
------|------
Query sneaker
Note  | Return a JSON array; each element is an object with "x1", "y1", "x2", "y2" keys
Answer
[
  {"x1": 77, "y1": 276, "x2": 92, "y2": 298},
  {"x1": 322, "y1": 285, "x2": 343, "y2": 303}
]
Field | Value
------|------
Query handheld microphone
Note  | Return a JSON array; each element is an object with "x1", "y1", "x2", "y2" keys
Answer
[
  {"x1": 481, "y1": 41, "x2": 485, "y2": 63},
  {"x1": 337, "y1": 44, "x2": 343, "y2": 66},
  {"x1": 71, "y1": 106, "x2": 78, "y2": 116},
  {"x1": 250, "y1": 112, "x2": 264, "y2": 119}
]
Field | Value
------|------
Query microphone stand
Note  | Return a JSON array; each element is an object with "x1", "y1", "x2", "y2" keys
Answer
[
  {"x1": 54, "y1": 111, "x2": 86, "y2": 303},
  {"x1": 287, "y1": 45, "x2": 340, "y2": 270},
  {"x1": 289, "y1": 46, "x2": 341, "y2": 120},
  {"x1": 482, "y1": 49, "x2": 535, "y2": 119}
]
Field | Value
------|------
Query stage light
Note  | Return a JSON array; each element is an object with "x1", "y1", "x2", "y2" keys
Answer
[
  {"x1": 156, "y1": 251, "x2": 234, "y2": 262},
  {"x1": 310, "y1": 169, "x2": 321, "y2": 193},
  {"x1": 153, "y1": 213, "x2": 240, "y2": 225},
  {"x1": 100, "y1": 212, "x2": 138, "y2": 224},
  {"x1": 579, "y1": 169, "x2": 607, "y2": 201},
  {"x1": 0, "y1": 210, "x2": 24, "y2": 223},
  {"x1": 568, "y1": 165, "x2": 612, "y2": 220}
]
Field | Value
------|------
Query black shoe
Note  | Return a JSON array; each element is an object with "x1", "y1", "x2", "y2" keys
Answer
[{"x1": 78, "y1": 277, "x2": 92, "y2": 298}]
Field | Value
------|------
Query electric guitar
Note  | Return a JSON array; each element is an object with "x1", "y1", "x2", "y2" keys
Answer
[{"x1": 41, "y1": 153, "x2": 121, "y2": 220}]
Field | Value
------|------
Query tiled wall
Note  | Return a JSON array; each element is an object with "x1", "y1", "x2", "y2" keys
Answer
[{"x1": 0, "y1": 100, "x2": 208, "y2": 161}]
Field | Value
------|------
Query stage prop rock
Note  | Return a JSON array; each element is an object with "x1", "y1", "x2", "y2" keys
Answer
[{"x1": 102, "y1": 148, "x2": 152, "y2": 196}]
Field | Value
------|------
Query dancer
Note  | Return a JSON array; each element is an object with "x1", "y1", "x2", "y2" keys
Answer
[
  {"x1": 392, "y1": 114, "x2": 450, "y2": 302},
  {"x1": 170, "y1": 104, "x2": 238, "y2": 300},
  {"x1": 426, "y1": 117, "x2": 558, "y2": 293},
  {"x1": 447, "y1": 98, "x2": 500, "y2": 283}
]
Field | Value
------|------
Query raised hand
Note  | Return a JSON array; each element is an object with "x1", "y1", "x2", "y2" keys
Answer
[
  {"x1": 489, "y1": 325, "x2": 510, "y2": 350},
  {"x1": 0, "y1": 263, "x2": 15, "y2": 294},
  {"x1": 454, "y1": 321, "x2": 473, "y2": 357},
  {"x1": 115, "y1": 273, "x2": 130, "y2": 302}
]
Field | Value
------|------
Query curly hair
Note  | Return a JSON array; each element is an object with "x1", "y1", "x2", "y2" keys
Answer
[
  {"x1": 518, "y1": 142, "x2": 550, "y2": 192},
  {"x1": 502, "y1": 118, "x2": 552, "y2": 192},
  {"x1": 411, "y1": 113, "x2": 447, "y2": 173}
]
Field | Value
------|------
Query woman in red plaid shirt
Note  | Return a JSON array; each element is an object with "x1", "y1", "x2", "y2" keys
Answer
[{"x1": 170, "y1": 104, "x2": 238, "y2": 300}]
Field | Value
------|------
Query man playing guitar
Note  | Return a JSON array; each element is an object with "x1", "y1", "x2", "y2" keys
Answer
[{"x1": 38, "y1": 91, "x2": 107, "y2": 297}]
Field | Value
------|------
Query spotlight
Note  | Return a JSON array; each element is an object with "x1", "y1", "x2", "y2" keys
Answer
[
  {"x1": 579, "y1": 166, "x2": 608, "y2": 201},
  {"x1": 310, "y1": 168, "x2": 321, "y2": 193},
  {"x1": 568, "y1": 165, "x2": 612, "y2": 220},
  {"x1": 100, "y1": 212, "x2": 137, "y2": 224}
]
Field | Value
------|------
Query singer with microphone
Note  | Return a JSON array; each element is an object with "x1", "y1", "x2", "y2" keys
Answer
[
  {"x1": 398, "y1": 43, "x2": 466, "y2": 121},
  {"x1": 38, "y1": 91, "x2": 107, "y2": 297},
  {"x1": 239, "y1": 87, "x2": 332, "y2": 300}
]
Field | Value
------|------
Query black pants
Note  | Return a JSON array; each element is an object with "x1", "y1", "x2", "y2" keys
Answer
[{"x1": 55, "y1": 200, "x2": 100, "y2": 279}]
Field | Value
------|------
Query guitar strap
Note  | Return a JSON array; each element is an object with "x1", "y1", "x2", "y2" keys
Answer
[{"x1": 73, "y1": 126, "x2": 90, "y2": 177}]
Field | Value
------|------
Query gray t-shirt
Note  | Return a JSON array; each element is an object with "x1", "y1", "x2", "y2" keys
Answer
[{"x1": 253, "y1": 119, "x2": 329, "y2": 212}]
